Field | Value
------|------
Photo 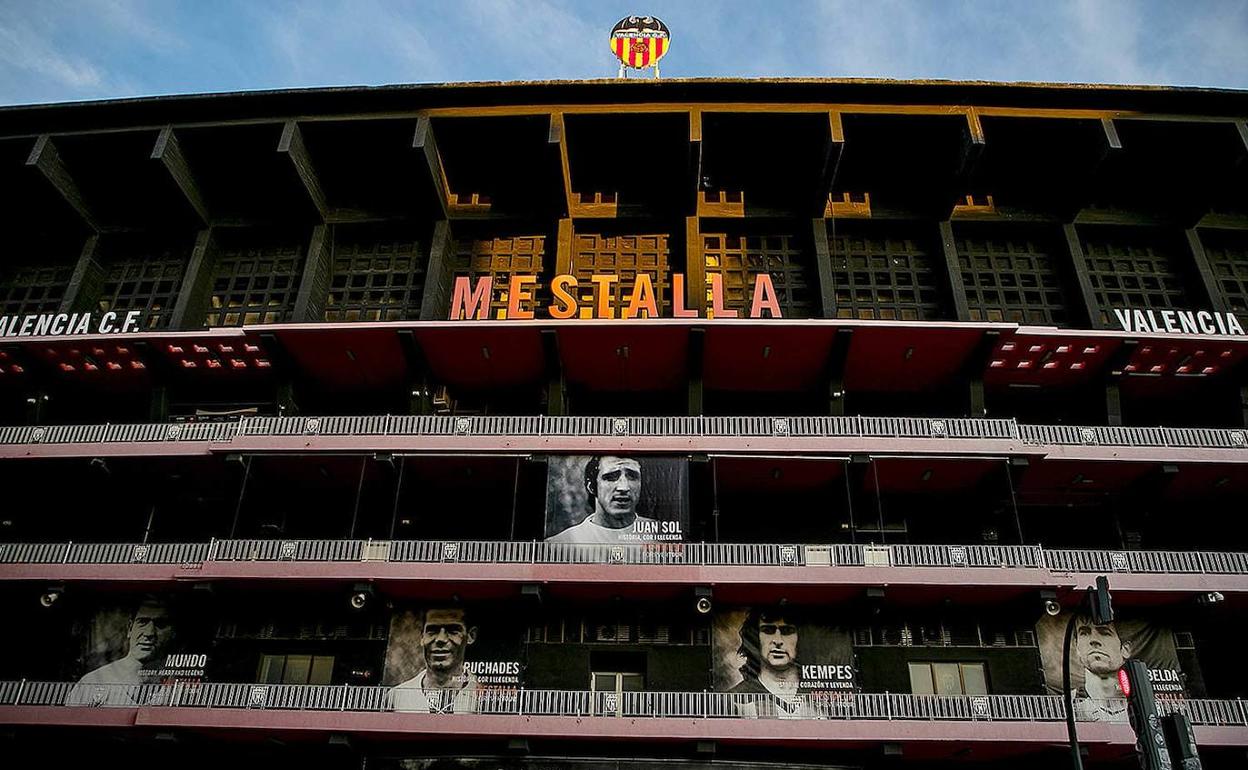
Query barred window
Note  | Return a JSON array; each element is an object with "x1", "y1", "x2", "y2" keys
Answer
[
  {"x1": 856, "y1": 619, "x2": 1036, "y2": 648},
  {"x1": 958, "y1": 230, "x2": 1071, "y2": 325},
  {"x1": 97, "y1": 238, "x2": 188, "y2": 330},
  {"x1": 526, "y1": 614, "x2": 705, "y2": 646},
  {"x1": 326, "y1": 232, "x2": 425, "y2": 321},
  {"x1": 573, "y1": 232, "x2": 670, "y2": 317},
  {"x1": 703, "y1": 232, "x2": 815, "y2": 317},
  {"x1": 452, "y1": 234, "x2": 546, "y2": 320},
  {"x1": 1201, "y1": 230, "x2": 1248, "y2": 318},
  {"x1": 1081, "y1": 229, "x2": 1194, "y2": 327},
  {"x1": 204, "y1": 237, "x2": 303, "y2": 327},
  {"x1": 0, "y1": 264, "x2": 72, "y2": 316},
  {"x1": 827, "y1": 225, "x2": 950, "y2": 320}
]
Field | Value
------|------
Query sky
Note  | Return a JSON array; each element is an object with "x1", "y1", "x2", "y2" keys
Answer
[{"x1": 1, "y1": 0, "x2": 1246, "y2": 107}]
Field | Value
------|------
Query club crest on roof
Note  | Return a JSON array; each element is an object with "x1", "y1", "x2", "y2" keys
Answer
[{"x1": 610, "y1": 16, "x2": 670, "y2": 78}]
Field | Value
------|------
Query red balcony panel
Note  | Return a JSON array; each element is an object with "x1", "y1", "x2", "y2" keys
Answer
[
  {"x1": 1162, "y1": 462, "x2": 1248, "y2": 499},
  {"x1": 984, "y1": 329, "x2": 1121, "y2": 388},
  {"x1": 414, "y1": 324, "x2": 544, "y2": 390},
  {"x1": 843, "y1": 324, "x2": 994, "y2": 393},
  {"x1": 558, "y1": 323, "x2": 689, "y2": 391},
  {"x1": 1014, "y1": 459, "x2": 1155, "y2": 505},
  {"x1": 867, "y1": 456, "x2": 999, "y2": 494},
  {"x1": 715, "y1": 457, "x2": 846, "y2": 492},
  {"x1": 266, "y1": 326, "x2": 408, "y2": 390},
  {"x1": 703, "y1": 323, "x2": 839, "y2": 392}
]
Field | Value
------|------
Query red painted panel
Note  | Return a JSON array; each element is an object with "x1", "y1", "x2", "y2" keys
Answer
[
  {"x1": 272, "y1": 327, "x2": 407, "y2": 390},
  {"x1": 703, "y1": 323, "x2": 838, "y2": 392},
  {"x1": 715, "y1": 457, "x2": 846, "y2": 492},
  {"x1": 843, "y1": 325, "x2": 987, "y2": 392},
  {"x1": 414, "y1": 325, "x2": 544, "y2": 390},
  {"x1": 868, "y1": 456, "x2": 999, "y2": 493},
  {"x1": 1015, "y1": 459, "x2": 1155, "y2": 501},
  {"x1": 558, "y1": 323, "x2": 689, "y2": 391},
  {"x1": 983, "y1": 330, "x2": 1120, "y2": 388}
]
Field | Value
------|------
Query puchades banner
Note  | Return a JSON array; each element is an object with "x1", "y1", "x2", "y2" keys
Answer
[
  {"x1": 713, "y1": 606, "x2": 857, "y2": 717},
  {"x1": 383, "y1": 604, "x2": 523, "y2": 713},
  {"x1": 1036, "y1": 612, "x2": 1185, "y2": 722},
  {"x1": 544, "y1": 455, "x2": 688, "y2": 544},
  {"x1": 67, "y1": 592, "x2": 213, "y2": 705}
]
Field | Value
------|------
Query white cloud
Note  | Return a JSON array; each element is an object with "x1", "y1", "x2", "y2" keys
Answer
[
  {"x1": 460, "y1": 0, "x2": 611, "y2": 78},
  {"x1": 253, "y1": 1, "x2": 448, "y2": 86},
  {"x1": 1058, "y1": 0, "x2": 1154, "y2": 84},
  {"x1": 0, "y1": 9, "x2": 103, "y2": 90}
]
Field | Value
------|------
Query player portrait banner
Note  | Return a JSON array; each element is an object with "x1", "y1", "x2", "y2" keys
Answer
[
  {"x1": 713, "y1": 605, "x2": 856, "y2": 717},
  {"x1": 1036, "y1": 612, "x2": 1186, "y2": 722},
  {"x1": 65, "y1": 592, "x2": 212, "y2": 706},
  {"x1": 544, "y1": 455, "x2": 688, "y2": 545},
  {"x1": 73, "y1": 593, "x2": 211, "y2": 686},
  {"x1": 383, "y1": 603, "x2": 522, "y2": 714}
]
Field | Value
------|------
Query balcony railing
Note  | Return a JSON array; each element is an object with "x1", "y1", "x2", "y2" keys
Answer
[
  {"x1": 0, "y1": 681, "x2": 1244, "y2": 727},
  {"x1": 4, "y1": 539, "x2": 1248, "y2": 577},
  {"x1": 0, "y1": 415, "x2": 1245, "y2": 451}
]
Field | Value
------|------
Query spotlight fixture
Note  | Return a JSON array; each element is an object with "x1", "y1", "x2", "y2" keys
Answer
[
  {"x1": 349, "y1": 582, "x2": 374, "y2": 610},
  {"x1": 39, "y1": 585, "x2": 64, "y2": 608},
  {"x1": 694, "y1": 586, "x2": 713, "y2": 615}
]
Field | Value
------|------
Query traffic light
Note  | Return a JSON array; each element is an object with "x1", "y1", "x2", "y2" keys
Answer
[
  {"x1": 1089, "y1": 575, "x2": 1113, "y2": 625},
  {"x1": 1161, "y1": 711, "x2": 1203, "y2": 770},
  {"x1": 1120, "y1": 659, "x2": 1172, "y2": 770}
]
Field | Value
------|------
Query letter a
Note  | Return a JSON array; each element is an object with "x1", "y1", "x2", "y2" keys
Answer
[
  {"x1": 750, "y1": 274, "x2": 782, "y2": 318},
  {"x1": 624, "y1": 274, "x2": 659, "y2": 319}
]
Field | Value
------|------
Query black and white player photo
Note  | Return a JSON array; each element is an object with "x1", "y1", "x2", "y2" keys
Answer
[
  {"x1": 388, "y1": 606, "x2": 482, "y2": 713},
  {"x1": 1037, "y1": 612, "x2": 1187, "y2": 723},
  {"x1": 384, "y1": 604, "x2": 522, "y2": 714},
  {"x1": 544, "y1": 455, "x2": 688, "y2": 544},
  {"x1": 714, "y1": 605, "x2": 856, "y2": 718},
  {"x1": 75, "y1": 595, "x2": 178, "y2": 687},
  {"x1": 65, "y1": 593, "x2": 205, "y2": 706}
]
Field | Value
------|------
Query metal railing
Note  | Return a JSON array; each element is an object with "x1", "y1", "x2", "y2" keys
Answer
[
  {"x1": 5, "y1": 539, "x2": 1248, "y2": 579},
  {"x1": 2, "y1": 681, "x2": 1244, "y2": 728},
  {"x1": 3, "y1": 414, "x2": 1245, "y2": 451}
]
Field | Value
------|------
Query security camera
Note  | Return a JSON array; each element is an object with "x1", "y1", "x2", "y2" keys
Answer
[
  {"x1": 1196, "y1": 591, "x2": 1224, "y2": 606},
  {"x1": 695, "y1": 596, "x2": 713, "y2": 615},
  {"x1": 349, "y1": 592, "x2": 369, "y2": 610},
  {"x1": 40, "y1": 589, "x2": 62, "y2": 608},
  {"x1": 1044, "y1": 600, "x2": 1062, "y2": 617}
]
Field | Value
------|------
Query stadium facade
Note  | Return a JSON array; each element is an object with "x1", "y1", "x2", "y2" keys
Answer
[{"x1": 1, "y1": 78, "x2": 1247, "y2": 769}]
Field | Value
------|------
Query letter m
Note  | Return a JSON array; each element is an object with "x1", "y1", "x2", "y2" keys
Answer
[{"x1": 449, "y1": 276, "x2": 492, "y2": 320}]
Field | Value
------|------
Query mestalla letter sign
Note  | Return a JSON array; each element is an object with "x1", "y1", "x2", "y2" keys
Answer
[
  {"x1": 0, "y1": 310, "x2": 143, "y2": 337},
  {"x1": 1112, "y1": 308, "x2": 1246, "y2": 336},
  {"x1": 450, "y1": 273, "x2": 783, "y2": 320}
]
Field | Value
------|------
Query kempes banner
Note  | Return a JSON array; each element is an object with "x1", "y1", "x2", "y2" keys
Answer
[
  {"x1": 1036, "y1": 612, "x2": 1186, "y2": 722},
  {"x1": 544, "y1": 455, "x2": 688, "y2": 544},
  {"x1": 383, "y1": 604, "x2": 522, "y2": 713},
  {"x1": 67, "y1": 593, "x2": 212, "y2": 705},
  {"x1": 714, "y1": 605, "x2": 857, "y2": 717}
]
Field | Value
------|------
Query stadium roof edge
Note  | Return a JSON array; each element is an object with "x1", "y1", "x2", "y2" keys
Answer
[{"x1": 2, "y1": 76, "x2": 1247, "y2": 135}]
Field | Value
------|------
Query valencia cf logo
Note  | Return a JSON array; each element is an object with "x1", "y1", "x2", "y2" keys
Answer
[{"x1": 610, "y1": 16, "x2": 670, "y2": 71}]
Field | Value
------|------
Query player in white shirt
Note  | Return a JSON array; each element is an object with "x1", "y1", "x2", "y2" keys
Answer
[
  {"x1": 391, "y1": 607, "x2": 481, "y2": 713},
  {"x1": 547, "y1": 456, "x2": 658, "y2": 544}
]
